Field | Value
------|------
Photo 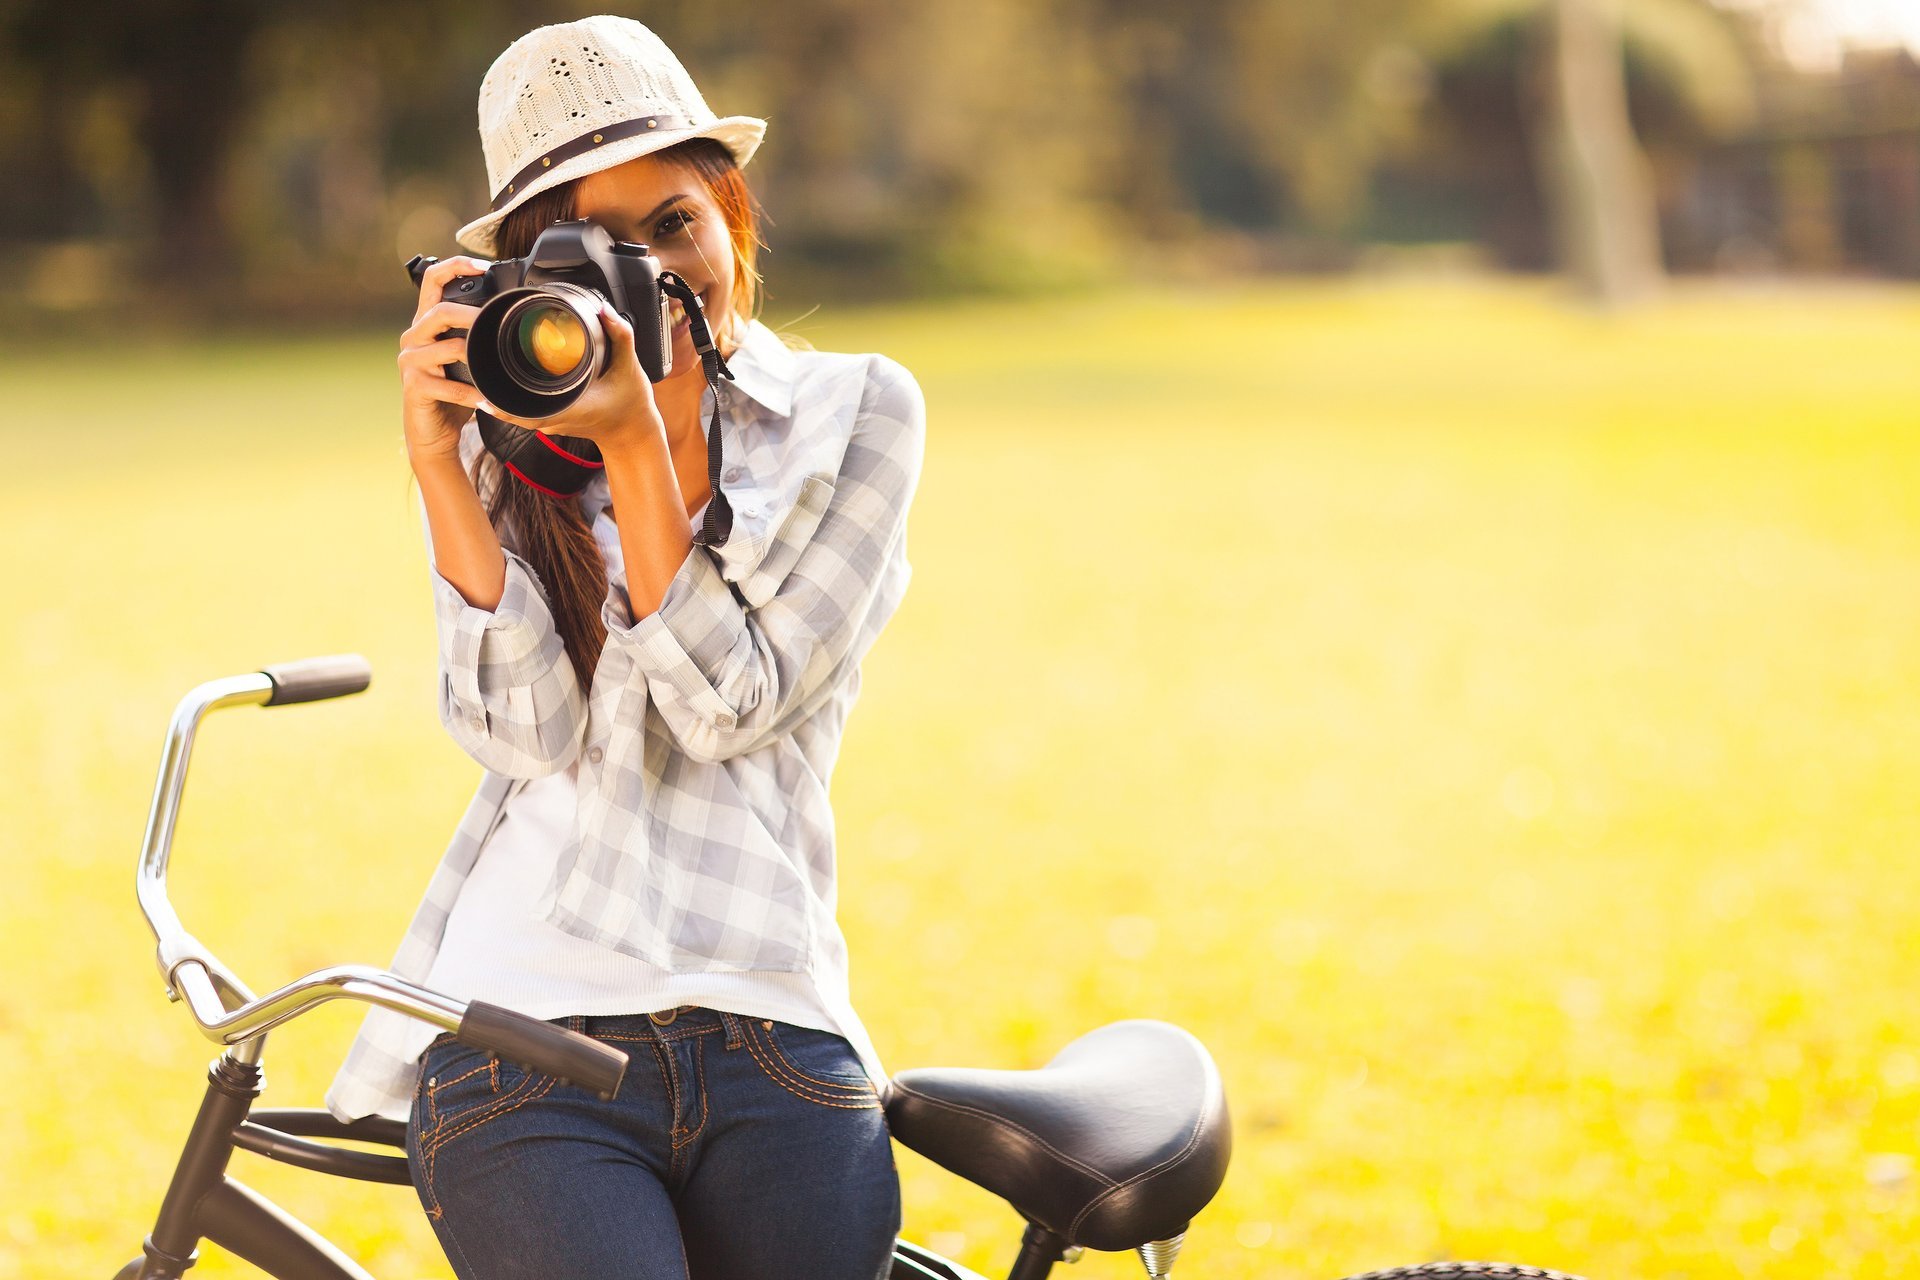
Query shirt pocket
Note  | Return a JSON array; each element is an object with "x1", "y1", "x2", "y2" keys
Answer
[{"x1": 738, "y1": 474, "x2": 836, "y2": 610}]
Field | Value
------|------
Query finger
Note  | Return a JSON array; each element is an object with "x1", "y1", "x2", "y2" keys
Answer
[
  {"x1": 415, "y1": 256, "x2": 492, "y2": 320},
  {"x1": 397, "y1": 335, "x2": 468, "y2": 370},
  {"x1": 599, "y1": 301, "x2": 636, "y2": 358},
  {"x1": 475, "y1": 398, "x2": 544, "y2": 431},
  {"x1": 401, "y1": 301, "x2": 483, "y2": 347},
  {"x1": 409, "y1": 372, "x2": 485, "y2": 411}
]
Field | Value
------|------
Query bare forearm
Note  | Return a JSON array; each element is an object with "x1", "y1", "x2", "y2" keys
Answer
[
  {"x1": 602, "y1": 430, "x2": 693, "y2": 620},
  {"x1": 410, "y1": 445, "x2": 507, "y2": 611}
]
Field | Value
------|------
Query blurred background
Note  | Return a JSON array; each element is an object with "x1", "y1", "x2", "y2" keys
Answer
[
  {"x1": 3, "y1": 3, "x2": 1919, "y2": 1280},
  {"x1": 3, "y1": 0, "x2": 1920, "y2": 318}
]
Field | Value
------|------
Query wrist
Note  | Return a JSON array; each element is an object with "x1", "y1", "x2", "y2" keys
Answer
[
  {"x1": 593, "y1": 417, "x2": 669, "y2": 463},
  {"x1": 408, "y1": 438, "x2": 467, "y2": 476}
]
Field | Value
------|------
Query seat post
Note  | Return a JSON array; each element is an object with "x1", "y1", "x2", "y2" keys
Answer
[
  {"x1": 1138, "y1": 1232, "x2": 1185, "y2": 1278},
  {"x1": 1006, "y1": 1221, "x2": 1070, "y2": 1280}
]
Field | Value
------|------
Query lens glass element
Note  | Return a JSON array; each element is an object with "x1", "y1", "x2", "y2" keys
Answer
[
  {"x1": 469, "y1": 283, "x2": 605, "y2": 414},
  {"x1": 513, "y1": 303, "x2": 589, "y2": 379}
]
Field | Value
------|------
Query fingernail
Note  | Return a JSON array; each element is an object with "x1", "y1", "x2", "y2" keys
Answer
[{"x1": 479, "y1": 399, "x2": 497, "y2": 416}]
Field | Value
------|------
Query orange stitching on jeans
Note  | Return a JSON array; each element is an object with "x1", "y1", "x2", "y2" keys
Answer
[
  {"x1": 741, "y1": 1022, "x2": 880, "y2": 1110},
  {"x1": 424, "y1": 1059, "x2": 537, "y2": 1143},
  {"x1": 649, "y1": 1040, "x2": 678, "y2": 1133},
  {"x1": 753, "y1": 1020, "x2": 877, "y2": 1098},
  {"x1": 674, "y1": 1035, "x2": 709, "y2": 1150},
  {"x1": 654, "y1": 1022, "x2": 721, "y2": 1043},
  {"x1": 420, "y1": 1075, "x2": 559, "y2": 1218},
  {"x1": 431, "y1": 1059, "x2": 493, "y2": 1096},
  {"x1": 421, "y1": 1072, "x2": 554, "y2": 1164},
  {"x1": 744, "y1": 1036, "x2": 876, "y2": 1110},
  {"x1": 744, "y1": 1020, "x2": 867, "y2": 1101}
]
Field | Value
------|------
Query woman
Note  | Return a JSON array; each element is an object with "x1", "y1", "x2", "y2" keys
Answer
[{"x1": 324, "y1": 16, "x2": 924, "y2": 1280}]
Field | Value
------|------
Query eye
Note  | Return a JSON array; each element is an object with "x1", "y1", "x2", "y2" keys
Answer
[{"x1": 655, "y1": 208, "x2": 694, "y2": 239}]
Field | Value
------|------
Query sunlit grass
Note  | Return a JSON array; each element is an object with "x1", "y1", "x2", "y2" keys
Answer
[{"x1": 4, "y1": 276, "x2": 1918, "y2": 1279}]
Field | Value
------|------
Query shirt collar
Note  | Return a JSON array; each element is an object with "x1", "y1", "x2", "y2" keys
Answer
[
  {"x1": 576, "y1": 319, "x2": 792, "y2": 525},
  {"x1": 721, "y1": 318, "x2": 795, "y2": 418}
]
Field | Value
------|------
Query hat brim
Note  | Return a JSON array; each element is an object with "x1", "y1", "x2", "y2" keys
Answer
[{"x1": 454, "y1": 115, "x2": 765, "y2": 258}]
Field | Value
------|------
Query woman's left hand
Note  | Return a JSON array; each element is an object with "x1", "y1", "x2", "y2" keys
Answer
[{"x1": 479, "y1": 301, "x2": 665, "y2": 455}]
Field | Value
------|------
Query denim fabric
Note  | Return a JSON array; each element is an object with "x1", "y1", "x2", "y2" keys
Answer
[{"x1": 405, "y1": 1007, "x2": 901, "y2": 1280}]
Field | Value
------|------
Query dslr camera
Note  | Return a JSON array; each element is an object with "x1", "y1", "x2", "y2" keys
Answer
[{"x1": 406, "y1": 218, "x2": 678, "y2": 419}]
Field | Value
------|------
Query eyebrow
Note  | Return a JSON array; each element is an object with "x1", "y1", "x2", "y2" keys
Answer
[{"x1": 635, "y1": 194, "x2": 693, "y2": 228}]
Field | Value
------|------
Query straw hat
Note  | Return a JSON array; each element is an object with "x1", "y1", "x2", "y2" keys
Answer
[{"x1": 455, "y1": 15, "x2": 765, "y2": 257}]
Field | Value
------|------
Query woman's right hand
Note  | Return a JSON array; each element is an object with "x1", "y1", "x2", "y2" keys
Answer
[{"x1": 398, "y1": 256, "x2": 492, "y2": 463}]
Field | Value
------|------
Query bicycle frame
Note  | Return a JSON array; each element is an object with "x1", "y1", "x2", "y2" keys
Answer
[
  {"x1": 120, "y1": 659, "x2": 993, "y2": 1280},
  {"x1": 121, "y1": 658, "x2": 1590, "y2": 1280}
]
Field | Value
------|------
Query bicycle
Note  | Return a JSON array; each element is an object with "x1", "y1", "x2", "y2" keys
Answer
[{"x1": 116, "y1": 655, "x2": 1594, "y2": 1280}]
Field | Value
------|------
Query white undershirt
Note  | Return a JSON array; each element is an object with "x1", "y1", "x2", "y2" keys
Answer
[{"x1": 412, "y1": 497, "x2": 865, "y2": 1074}]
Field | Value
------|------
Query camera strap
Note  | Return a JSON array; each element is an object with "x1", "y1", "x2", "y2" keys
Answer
[{"x1": 660, "y1": 272, "x2": 736, "y2": 549}]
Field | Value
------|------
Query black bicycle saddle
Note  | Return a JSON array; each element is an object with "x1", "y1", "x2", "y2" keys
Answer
[{"x1": 884, "y1": 1019, "x2": 1231, "y2": 1251}]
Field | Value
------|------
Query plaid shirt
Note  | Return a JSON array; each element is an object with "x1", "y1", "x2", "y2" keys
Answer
[{"x1": 326, "y1": 320, "x2": 923, "y2": 1122}]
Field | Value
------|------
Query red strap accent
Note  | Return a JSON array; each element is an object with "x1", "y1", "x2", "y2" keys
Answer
[
  {"x1": 530, "y1": 430, "x2": 604, "y2": 468},
  {"x1": 502, "y1": 460, "x2": 577, "y2": 500}
]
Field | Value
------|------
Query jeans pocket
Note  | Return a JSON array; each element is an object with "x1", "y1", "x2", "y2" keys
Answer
[
  {"x1": 417, "y1": 1035, "x2": 545, "y2": 1153},
  {"x1": 743, "y1": 1018, "x2": 881, "y2": 1109}
]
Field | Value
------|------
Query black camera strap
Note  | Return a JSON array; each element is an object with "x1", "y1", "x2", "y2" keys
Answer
[{"x1": 659, "y1": 272, "x2": 735, "y2": 549}]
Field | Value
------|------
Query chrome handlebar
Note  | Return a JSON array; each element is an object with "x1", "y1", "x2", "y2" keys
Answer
[
  {"x1": 134, "y1": 657, "x2": 463, "y2": 1047},
  {"x1": 136, "y1": 656, "x2": 630, "y2": 1100}
]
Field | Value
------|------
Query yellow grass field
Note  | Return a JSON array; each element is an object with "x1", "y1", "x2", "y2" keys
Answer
[{"x1": 4, "y1": 277, "x2": 1919, "y2": 1280}]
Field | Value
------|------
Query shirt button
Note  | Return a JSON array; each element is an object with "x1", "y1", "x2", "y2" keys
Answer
[
  {"x1": 715, "y1": 711, "x2": 736, "y2": 730},
  {"x1": 743, "y1": 506, "x2": 760, "y2": 519},
  {"x1": 724, "y1": 467, "x2": 742, "y2": 483},
  {"x1": 587, "y1": 746, "x2": 604, "y2": 764},
  {"x1": 468, "y1": 713, "x2": 485, "y2": 732}
]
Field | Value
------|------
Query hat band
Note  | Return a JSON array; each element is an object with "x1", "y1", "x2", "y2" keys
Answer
[{"x1": 490, "y1": 113, "x2": 698, "y2": 212}]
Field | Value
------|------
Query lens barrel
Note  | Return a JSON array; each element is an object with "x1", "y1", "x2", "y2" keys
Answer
[{"x1": 466, "y1": 283, "x2": 609, "y2": 417}]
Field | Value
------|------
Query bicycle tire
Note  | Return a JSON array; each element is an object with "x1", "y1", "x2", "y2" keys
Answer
[{"x1": 1335, "y1": 1265, "x2": 1590, "y2": 1280}]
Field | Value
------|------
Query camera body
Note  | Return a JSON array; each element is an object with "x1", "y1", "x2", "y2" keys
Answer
[
  {"x1": 406, "y1": 218, "x2": 675, "y2": 415},
  {"x1": 406, "y1": 218, "x2": 686, "y2": 496}
]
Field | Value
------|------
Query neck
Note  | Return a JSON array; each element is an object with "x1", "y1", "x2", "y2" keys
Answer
[{"x1": 654, "y1": 364, "x2": 709, "y2": 449}]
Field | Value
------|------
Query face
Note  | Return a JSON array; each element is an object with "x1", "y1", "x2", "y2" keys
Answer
[{"x1": 575, "y1": 152, "x2": 740, "y2": 385}]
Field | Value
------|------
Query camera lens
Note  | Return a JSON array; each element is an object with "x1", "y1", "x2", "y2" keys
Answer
[
  {"x1": 466, "y1": 283, "x2": 607, "y2": 415},
  {"x1": 503, "y1": 296, "x2": 591, "y2": 388}
]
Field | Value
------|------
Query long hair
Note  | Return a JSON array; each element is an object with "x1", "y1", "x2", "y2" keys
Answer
[{"x1": 469, "y1": 138, "x2": 765, "y2": 693}]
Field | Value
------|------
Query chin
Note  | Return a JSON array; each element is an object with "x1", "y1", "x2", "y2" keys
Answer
[{"x1": 667, "y1": 330, "x2": 699, "y2": 378}]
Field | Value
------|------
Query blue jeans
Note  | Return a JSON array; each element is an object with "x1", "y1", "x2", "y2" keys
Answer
[{"x1": 405, "y1": 1007, "x2": 901, "y2": 1280}]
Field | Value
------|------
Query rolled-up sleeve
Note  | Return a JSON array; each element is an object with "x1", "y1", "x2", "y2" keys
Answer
[
  {"x1": 422, "y1": 498, "x2": 588, "y2": 778},
  {"x1": 602, "y1": 354, "x2": 925, "y2": 764}
]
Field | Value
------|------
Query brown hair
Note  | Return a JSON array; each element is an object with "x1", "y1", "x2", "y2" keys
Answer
[{"x1": 469, "y1": 138, "x2": 765, "y2": 692}]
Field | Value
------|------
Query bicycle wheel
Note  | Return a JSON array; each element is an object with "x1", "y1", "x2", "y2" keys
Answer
[{"x1": 1335, "y1": 1265, "x2": 1590, "y2": 1280}]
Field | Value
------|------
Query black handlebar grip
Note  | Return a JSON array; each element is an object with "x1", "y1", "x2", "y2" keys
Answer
[
  {"x1": 456, "y1": 1002, "x2": 630, "y2": 1101},
  {"x1": 260, "y1": 655, "x2": 373, "y2": 706}
]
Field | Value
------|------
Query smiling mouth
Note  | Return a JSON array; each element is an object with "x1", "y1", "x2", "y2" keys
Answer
[{"x1": 666, "y1": 291, "x2": 708, "y2": 340}]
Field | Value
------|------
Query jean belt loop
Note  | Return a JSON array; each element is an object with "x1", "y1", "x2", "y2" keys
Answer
[{"x1": 719, "y1": 1010, "x2": 744, "y2": 1050}]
